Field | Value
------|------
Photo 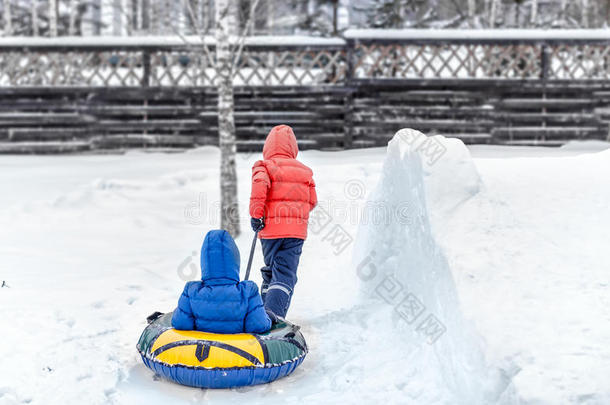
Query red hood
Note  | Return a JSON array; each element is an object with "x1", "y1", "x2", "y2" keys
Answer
[{"x1": 263, "y1": 125, "x2": 298, "y2": 159}]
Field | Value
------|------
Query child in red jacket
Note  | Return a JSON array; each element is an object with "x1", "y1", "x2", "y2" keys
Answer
[{"x1": 249, "y1": 125, "x2": 317, "y2": 322}]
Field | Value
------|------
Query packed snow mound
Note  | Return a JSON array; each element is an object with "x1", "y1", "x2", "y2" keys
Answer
[
  {"x1": 353, "y1": 129, "x2": 518, "y2": 404},
  {"x1": 395, "y1": 129, "x2": 482, "y2": 219},
  {"x1": 559, "y1": 140, "x2": 610, "y2": 153}
]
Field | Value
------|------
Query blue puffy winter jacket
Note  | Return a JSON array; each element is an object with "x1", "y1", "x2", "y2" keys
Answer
[{"x1": 171, "y1": 230, "x2": 271, "y2": 334}]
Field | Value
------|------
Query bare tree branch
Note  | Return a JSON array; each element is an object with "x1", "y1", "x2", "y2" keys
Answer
[
  {"x1": 184, "y1": 0, "x2": 216, "y2": 69},
  {"x1": 230, "y1": 0, "x2": 261, "y2": 74}
]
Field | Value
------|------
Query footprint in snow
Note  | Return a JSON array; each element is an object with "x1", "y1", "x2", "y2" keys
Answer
[
  {"x1": 76, "y1": 373, "x2": 92, "y2": 381},
  {"x1": 91, "y1": 301, "x2": 105, "y2": 309}
]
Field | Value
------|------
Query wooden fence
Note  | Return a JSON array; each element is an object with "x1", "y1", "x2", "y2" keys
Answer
[{"x1": 0, "y1": 30, "x2": 609, "y2": 153}]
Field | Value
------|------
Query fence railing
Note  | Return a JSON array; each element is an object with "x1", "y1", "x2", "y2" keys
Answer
[
  {"x1": 0, "y1": 30, "x2": 608, "y2": 87},
  {"x1": 347, "y1": 29, "x2": 610, "y2": 81}
]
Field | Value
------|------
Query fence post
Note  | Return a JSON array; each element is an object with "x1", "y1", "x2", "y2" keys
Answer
[
  {"x1": 142, "y1": 50, "x2": 151, "y2": 87},
  {"x1": 539, "y1": 43, "x2": 550, "y2": 142},
  {"x1": 540, "y1": 44, "x2": 550, "y2": 80},
  {"x1": 343, "y1": 39, "x2": 354, "y2": 149}
]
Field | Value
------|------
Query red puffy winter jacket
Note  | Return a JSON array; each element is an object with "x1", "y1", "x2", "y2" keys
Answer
[{"x1": 249, "y1": 125, "x2": 317, "y2": 240}]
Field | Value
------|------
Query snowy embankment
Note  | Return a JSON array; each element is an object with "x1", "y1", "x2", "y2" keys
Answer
[
  {"x1": 352, "y1": 130, "x2": 517, "y2": 404},
  {"x1": 0, "y1": 136, "x2": 609, "y2": 404}
]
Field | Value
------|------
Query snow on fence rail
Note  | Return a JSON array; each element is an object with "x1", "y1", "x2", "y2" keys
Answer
[
  {"x1": 346, "y1": 29, "x2": 610, "y2": 81},
  {"x1": 0, "y1": 36, "x2": 347, "y2": 87},
  {"x1": 0, "y1": 31, "x2": 608, "y2": 86}
]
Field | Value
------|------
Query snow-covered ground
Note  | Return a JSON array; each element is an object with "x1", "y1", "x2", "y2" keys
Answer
[{"x1": 1, "y1": 135, "x2": 609, "y2": 404}]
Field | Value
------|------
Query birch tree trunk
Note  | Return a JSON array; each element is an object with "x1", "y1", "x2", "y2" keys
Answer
[
  {"x1": 126, "y1": 0, "x2": 133, "y2": 35},
  {"x1": 215, "y1": 0, "x2": 240, "y2": 237},
  {"x1": 150, "y1": 0, "x2": 157, "y2": 34},
  {"x1": 3, "y1": 0, "x2": 12, "y2": 35},
  {"x1": 92, "y1": 0, "x2": 102, "y2": 35},
  {"x1": 591, "y1": 0, "x2": 599, "y2": 27},
  {"x1": 49, "y1": 0, "x2": 58, "y2": 36},
  {"x1": 560, "y1": 0, "x2": 568, "y2": 27},
  {"x1": 31, "y1": 0, "x2": 39, "y2": 35},
  {"x1": 69, "y1": 0, "x2": 77, "y2": 35},
  {"x1": 136, "y1": 0, "x2": 143, "y2": 31},
  {"x1": 489, "y1": 0, "x2": 497, "y2": 28},
  {"x1": 113, "y1": 0, "x2": 122, "y2": 35},
  {"x1": 530, "y1": 0, "x2": 538, "y2": 26},
  {"x1": 267, "y1": 0, "x2": 274, "y2": 34},
  {"x1": 468, "y1": 0, "x2": 476, "y2": 28},
  {"x1": 581, "y1": 0, "x2": 589, "y2": 28}
]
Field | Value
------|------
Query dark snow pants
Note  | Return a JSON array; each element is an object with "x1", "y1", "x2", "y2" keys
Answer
[{"x1": 260, "y1": 237, "x2": 304, "y2": 319}]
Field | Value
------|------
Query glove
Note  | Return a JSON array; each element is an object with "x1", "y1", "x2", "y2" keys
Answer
[
  {"x1": 250, "y1": 217, "x2": 265, "y2": 232},
  {"x1": 266, "y1": 309, "x2": 284, "y2": 326}
]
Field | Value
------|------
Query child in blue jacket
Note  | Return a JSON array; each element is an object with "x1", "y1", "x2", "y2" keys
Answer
[{"x1": 171, "y1": 230, "x2": 271, "y2": 334}]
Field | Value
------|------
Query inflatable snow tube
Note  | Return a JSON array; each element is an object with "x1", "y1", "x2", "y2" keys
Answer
[{"x1": 137, "y1": 312, "x2": 307, "y2": 388}]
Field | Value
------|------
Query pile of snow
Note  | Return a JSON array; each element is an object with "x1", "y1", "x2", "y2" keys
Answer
[
  {"x1": 353, "y1": 129, "x2": 517, "y2": 404},
  {"x1": 397, "y1": 129, "x2": 482, "y2": 226},
  {"x1": 559, "y1": 139, "x2": 610, "y2": 152}
]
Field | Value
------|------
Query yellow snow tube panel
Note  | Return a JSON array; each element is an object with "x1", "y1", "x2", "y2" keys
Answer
[{"x1": 150, "y1": 329, "x2": 266, "y2": 368}]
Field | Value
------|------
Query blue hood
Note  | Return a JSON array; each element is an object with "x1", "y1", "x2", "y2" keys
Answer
[{"x1": 200, "y1": 230, "x2": 240, "y2": 285}]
